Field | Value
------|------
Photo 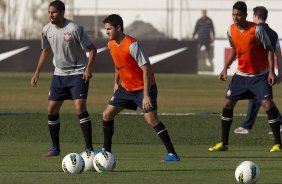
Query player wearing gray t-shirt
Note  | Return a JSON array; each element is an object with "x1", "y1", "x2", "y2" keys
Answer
[
  {"x1": 42, "y1": 19, "x2": 92, "y2": 75},
  {"x1": 31, "y1": 0, "x2": 97, "y2": 157}
]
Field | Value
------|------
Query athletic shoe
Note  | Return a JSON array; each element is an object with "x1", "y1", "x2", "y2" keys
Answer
[
  {"x1": 162, "y1": 153, "x2": 180, "y2": 162},
  {"x1": 208, "y1": 142, "x2": 228, "y2": 151},
  {"x1": 43, "y1": 147, "x2": 60, "y2": 157},
  {"x1": 205, "y1": 59, "x2": 211, "y2": 67},
  {"x1": 85, "y1": 147, "x2": 94, "y2": 152},
  {"x1": 268, "y1": 125, "x2": 282, "y2": 135},
  {"x1": 270, "y1": 144, "x2": 282, "y2": 152},
  {"x1": 234, "y1": 127, "x2": 251, "y2": 134},
  {"x1": 95, "y1": 148, "x2": 107, "y2": 154}
]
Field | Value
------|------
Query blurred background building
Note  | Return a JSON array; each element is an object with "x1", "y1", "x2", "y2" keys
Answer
[{"x1": 1, "y1": 0, "x2": 282, "y2": 40}]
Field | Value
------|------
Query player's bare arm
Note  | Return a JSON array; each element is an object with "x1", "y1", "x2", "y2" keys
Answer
[
  {"x1": 266, "y1": 46, "x2": 276, "y2": 86},
  {"x1": 31, "y1": 48, "x2": 51, "y2": 87},
  {"x1": 275, "y1": 46, "x2": 282, "y2": 84},
  {"x1": 83, "y1": 44, "x2": 97, "y2": 81},
  {"x1": 113, "y1": 69, "x2": 120, "y2": 92},
  {"x1": 141, "y1": 63, "x2": 152, "y2": 111},
  {"x1": 219, "y1": 48, "x2": 236, "y2": 81}
]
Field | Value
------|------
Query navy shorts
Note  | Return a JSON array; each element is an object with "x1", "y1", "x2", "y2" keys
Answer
[
  {"x1": 225, "y1": 73, "x2": 273, "y2": 101},
  {"x1": 48, "y1": 74, "x2": 89, "y2": 101},
  {"x1": 109, "y1": 84, "x2": 158, "y2": 113}
]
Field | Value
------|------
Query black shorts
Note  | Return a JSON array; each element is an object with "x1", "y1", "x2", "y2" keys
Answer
[
  {"x1": 225, "y1": 73, "x2": 273, "y2": 101},
  {"x1": 198, "y1": 40, "x2": 211, "y2": 51},
  {"x1": 48, "y1": 74, "x2": 89, "y2": 101},
  {"x1": 108, "y1": 84, "x2": 158, "y2": 113}
]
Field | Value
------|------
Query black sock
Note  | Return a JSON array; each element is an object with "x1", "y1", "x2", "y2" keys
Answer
[
  {"x1": 154, "y1": 122, "x2": 177, "y2": 155},
  {"x1": 78, "y1": 112, "x2": 93, "y2": 149},
  {"x1": 266, "y1": 107, "x2": 281, "y2": 145},
  {"x1": 48, "y1": 114, "x2": 60, "y2": 151},
  {"x1": 221, "y1": 108, "x2": 233, "y2": 145},
  {"x1": 103, "y1": 120, "x2": 114, "y2": 152}
]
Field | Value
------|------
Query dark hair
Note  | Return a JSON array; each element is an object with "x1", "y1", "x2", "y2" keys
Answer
[
  {"x1": 253, "y1": 6, "x2": 268, "y2": 21},
  {"x1": 49, "y1": 0, "x2": 65, "y2": 12},
  {"x1": 233, "y1": 1, "x2": 247, "y2": 15},
  {"x1": 103, "y1": 14, "x2": 124, "y2": 32}
]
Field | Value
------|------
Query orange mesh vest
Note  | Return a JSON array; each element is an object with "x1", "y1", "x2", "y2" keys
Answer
[
  {"x1": 230, "y1": 22, "x2": 268, "y2": 74},
  {"x1": 108, "y1": 36, "x2": 155, "y2": 91}
]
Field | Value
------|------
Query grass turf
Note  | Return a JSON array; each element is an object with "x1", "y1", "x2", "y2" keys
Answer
[{"x1": 0, "y1": 73, "x2": 282, "y2": 183}]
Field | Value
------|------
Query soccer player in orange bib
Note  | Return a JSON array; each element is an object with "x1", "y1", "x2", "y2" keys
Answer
[
  {"x1": 209, "y1": 1, "x2": 282, "y2": 152},
  {"x1": 99, "y1": 14, "x2": 179, "y2": 161}
]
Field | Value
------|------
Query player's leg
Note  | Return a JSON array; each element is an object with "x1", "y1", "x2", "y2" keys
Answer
[
  {"x1": 234, "y1": 99, "x2": 261, "y2": 134},
  {"x1": 221, "y1": 99, "x2": 237, "y2": 144},
  {"x1": 209, "y1": 74, "x2": 247, "y2": 151},
  {"x1": 45, "y1": 75, "x2": 65, "y2": 157},
  {"x1": 252, "y1": 73, "x2": 281, "y2": 151},
  {"x1": 261, "y1": 99, "x2": 281, "y2": 151},
  {"x1": 70, "y1": 74, "x2": 93, "y2": 151},
  {"x1": 46, "y1": 100, "x2": 64, "y2": 156},
  {"x1": 209, "y1": 99, "x2": 237, "y2": 152},
  {"x1": 143, "y1": 111, "x2": 179, "y2": 161},
  {"x1": 268, "y1": 101, "x2": 282, "y2": 134},
  {"x1": 197, "y1": 41, "x2": 209, "y2": 67},
  {"x1": 205, "y1": 41, "x2": 213, "y2": 67},
  {"x1": 100, "y1": 85, "x2": 131, "y2": 153},
  {"x1": 102, "y1": 105, "x2": 124, "y2": 152},
  {"x1": 73, "y1": 99, "x2": 93, "y2": 151},
  {"x1": 134, "y1": 84, "x2": 179, "y2": 161}
]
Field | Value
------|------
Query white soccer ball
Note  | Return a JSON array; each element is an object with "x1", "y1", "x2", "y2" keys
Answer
[
  {"x1": 93, "y1": 151, "x2": 116, "y2": 172},
  {"x1": 62, "y1": 153, "x2": 85, "y2": 174},
  {"x1": 235, "y1": 161, "x2": 260, "y2": 184},
  {"x1": 80, "y1": 150, "x2": 96, "y2": 172}
]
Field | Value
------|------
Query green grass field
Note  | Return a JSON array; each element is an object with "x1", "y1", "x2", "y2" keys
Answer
[{"x1": 0, "y1": 73, "x2": 282, "y2": 184}]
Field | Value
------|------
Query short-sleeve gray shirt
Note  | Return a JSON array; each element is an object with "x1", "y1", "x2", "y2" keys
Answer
[
  {"x1": 129, "y1": 41, "x2": 150, "y2": 67},
  {"x1": 42, "y1": 19, "x2": 92, "y2": 75}
]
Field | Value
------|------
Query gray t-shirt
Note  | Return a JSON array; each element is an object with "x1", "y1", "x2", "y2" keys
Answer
[
  {"x1": 42, "y1": 19, "x2": 92, "y2": 75},
  {"x1": 129, "y1": 41, "x2": 150, "y2": 67}
]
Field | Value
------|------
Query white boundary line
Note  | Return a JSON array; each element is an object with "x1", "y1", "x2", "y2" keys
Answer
[{"x1": 120, "y1": 112, "x2": 267, "y2": 117}]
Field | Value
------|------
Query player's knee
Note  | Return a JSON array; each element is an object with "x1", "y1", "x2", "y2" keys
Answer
[
  {"x1": 261, "y1": 99, "x2": 274, "y2": 111},
  {"x1": 103, "y1": 110, "x2": 114, "y2": 121},
  {"x1": 48, "y1": 106, "x2": 59, "y2": 115},
  {"x1": 74, "y1": 102, "x2": 87, "y2": 115},
  {"x1": 223, "y1": 99, "x2": 235, "y2": 109},
  {"x1": 74, "y1": 106, "x2": 87, "y2": 115},
  {"x1": 144, "y1": 113, "x2": 159, "y2": 126}
]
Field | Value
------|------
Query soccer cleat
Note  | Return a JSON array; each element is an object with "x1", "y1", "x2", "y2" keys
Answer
[
  {"x1": 95, "y1": 148, "x2": 107, "y2": 154},
  {"x1": 43, "y1": 147, "x2": 60, "y2": 157},
  {"x1": 162, "y1": 153, "x2": 180, "y2": 162},
  {"x1": 208, "y1": 142, "x2": 228, "y2": 152},
  {"x1": 85, "y1": 147, "x2": 94, "y2": 152},
  {"x1": 270, "y1": 144, "x2": 282, "y2": 152},
  {"x1": 234, "y1": 127, "x2": 251, "y2": 134}
]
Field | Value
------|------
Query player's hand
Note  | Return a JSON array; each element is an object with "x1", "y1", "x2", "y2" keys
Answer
[
  {"x1": 113, "y1": 83, "x2": 119, "y2": 92},
  {"x1": 268, "y1": 72, "x2": 277, "y2": 86},
  {"x1": 82, "y1": 67, "x2": 92, "y2": 82},
  {"x1": 219, "y1": 69, "x2": 227, "y2": 81},
  {"x1": 31, "y1": 73, "x2": 39, "y2": 87},
  {"x1": 142, "y1": 96, "x2": 152, "y2": 112}
]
